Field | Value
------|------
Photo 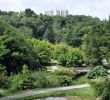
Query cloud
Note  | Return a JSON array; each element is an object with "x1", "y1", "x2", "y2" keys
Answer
[{"x1": 0, "y1": 0, "x2": 109, "y2": 19}]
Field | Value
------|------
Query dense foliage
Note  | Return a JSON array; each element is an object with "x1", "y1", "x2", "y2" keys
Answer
[
  {"x1": 53, "y1": 68, "x2": 78, "y2": 77},
  {"x1": 57, "y1": 75, "x2": 73, "y2": 86},
  {"x1": 52, "y1": 43, "x2": 84, "y2": 67},
  {"x1": 0, "y1": 64, "x2": 7, "y2": 88},
  {"x1": 86, "y1": 66, "x2": 108, "y2": 79},
  {"x1": 0, "y1": 9, "x2": 110, "y2": 97},
  {"x1": 8, "y1": 65, "x2": 33, "y2": 91},
  {"x1": 92, "y1": 78, "x2": 110, "y2": 100},
  {"x1": 0, "y1": 9, "x2": 110, "y2": 69}
]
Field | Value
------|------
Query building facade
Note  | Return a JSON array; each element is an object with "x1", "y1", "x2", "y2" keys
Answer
[
  {"x1": 61, "y1": 10, "x2": 68, "y2": 17},
  {"x1": 54, "y1": 9, "x2": 60, "y2": 16},
  {"x1": 45, "y1": 10, "x2": 54, "y2": 16},
  {"x1": 45, "y1": 9, "x2": 69, "y2": 16}
]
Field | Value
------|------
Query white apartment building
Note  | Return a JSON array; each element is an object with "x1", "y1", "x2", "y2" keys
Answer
[
  {"x1": 45, "y1": 9, "x2": 69, "y2": 16},
  {"x1": 45, "y1": 10, "x2": 54, "y2": 16},
  {"x1": 61, "y1": 10, "x2": 68, "y2": 17},
  {"x1": 54, "y1": 9, "x2": 60, "y2": 16}
]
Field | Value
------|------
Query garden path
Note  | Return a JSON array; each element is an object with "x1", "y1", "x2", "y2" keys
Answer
[{"x1": 0, "y1": 84, "x2": 90, "y2": 100}]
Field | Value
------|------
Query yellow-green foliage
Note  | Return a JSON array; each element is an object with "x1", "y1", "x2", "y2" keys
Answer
[
  {"x1": 54, "y1": 68, "x2": 78, "y2": 77},
  {"x1": 27, "y1": 38, "x2": 52, "y2": 64},
  {"x1": 52, "y1": 43, "x2": 84, "y2": 67}
]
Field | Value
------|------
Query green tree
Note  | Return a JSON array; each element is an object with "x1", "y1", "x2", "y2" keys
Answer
[
  {"x1": 25, "y1": 8, "x2": 36, "y2": 17},
  {"x1": 66, "y1": 48, "x2": 84, "y2": 67},
  {"x1": 28, "y1": 38, "x2": 51, "y2": 65},
  {"x1": 43, "y1": 28, "x2": 55, "y2": 43}
]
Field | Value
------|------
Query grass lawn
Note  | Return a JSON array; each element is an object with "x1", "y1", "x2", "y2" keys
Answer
[
  {"x1": 17, "y1": 87, "x2": 95, "y2": 100},
  {"x1": 73, "y1": 76, "x2": 90, "y2": 85}
]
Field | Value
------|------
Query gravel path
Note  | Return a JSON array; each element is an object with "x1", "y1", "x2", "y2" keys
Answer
[{"x1": 0, "y1": 84, "x2": 90, "y2": 100}]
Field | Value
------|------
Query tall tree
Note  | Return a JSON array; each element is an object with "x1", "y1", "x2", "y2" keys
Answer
[{"x1": 25, "y1": 8, "x2": 36, "y2": 17}]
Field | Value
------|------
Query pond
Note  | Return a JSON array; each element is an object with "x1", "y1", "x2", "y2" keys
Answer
[{"x1": 34, "y1": 97, "x2": 67, "y2": 100}]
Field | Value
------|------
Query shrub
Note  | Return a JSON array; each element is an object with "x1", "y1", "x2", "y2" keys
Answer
[
  {"x1": 31, "y1": 71, "x2": 49, "y2": 88},
  {"x1": 32, "y1": 71, "x2": 73, "y2": 88},
  {"x1": 54, "y1": 68, "x2": 78, "y2": 78},
  {"x1": 18, "y1": 78, "x2": 33, "y2": 90},
  {"x1": 92, "y1": 81, "x2": 104, "y2": 96},
  {"x1": 46, "y1": 75, "x2": 60, "y2": 87},
  {"x1": 57, "y1": 75, "x2": 72, "y2": 86},
  {"x1": 21, "y1": 64, "x2": 30, "y2": 79},
  {"x1": 101, "y1": 78, "x2": 110, "y2": 100},
  {"x1": 0, "y1": 65, "x2": 7, "y2": 88},
  {"x1": 8, "y1": 65, "x2": 33, "y2": 92},
  {"x1": 86, "y1": 66, "x2": 108, "y2": 79},
  {"x1": 8, "y1": 74, "x2": 22, "y2": 92},
  {"x1": 54, "y1": 68, "x2": 73, "y2": 76},
  {"x1": 92, "y1": 78, "x2": 110, "y2": 100},
  {"x1": 17, "y1": 64, "x2": 34, "y2": 90},
  {"x1": 58, "y1": 54, "x2": 67, "y2": 66}
]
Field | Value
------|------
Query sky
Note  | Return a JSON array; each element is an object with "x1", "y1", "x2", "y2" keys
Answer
[{"x1": 0, "y1": 0, "x2": 110, "y2": 20}]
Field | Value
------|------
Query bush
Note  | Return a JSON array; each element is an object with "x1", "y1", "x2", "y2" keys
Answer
[
  {"x1": 92, "y1": 78, "x2": 110, "y2": 100},
  {"x1": 8, "y1": 65, "x2": 33, "y2": 92},
  {"x1": 31, "y1": 71, "x2": 49, "y2": 88},
  {"x1": 92, "y1": 81, "x2": 104, "y2": 96},
  {"x1": 21, "y1": 65, "x2": 30, "y2": 79},
  {"x1": 54, "y1": 68, "x2": 78, "y2": 79},
  {"x1": 0, "y1": 65, "x2": 7, "y2": 88},
  {"x1": 101, "y1": 78, "x2": 110, "y2": 100},
  {"x1": 17, "y1": 65, "x2": 33, "y2": 90},
  {"x1": 54, "y1": 68, "x2": 74, "y2": 76},
  {"x1": 31, "y1": 71, "x2": 73, "y2": 88},
  {"x1": 58, "y1": 54, "x2": 67, "y2": 66},
  {"x1": 46, "y1": 75, "x2": 60, "y2": 87},
  {"x1": 86, "y1": 66, "x2": 108, "y2": 79},
  {"x1": 18, "y1": 78, "x2": 33, "y2": 90},
  {"x1": 57, "y1": 75, "x2": 72, "y2": 86},
  {"x1": 31, "y1": 71, "x2": 60, "y2": 88},
  {"x1": 8, "y1": 74, "x2": 22, "y2": 92}
]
